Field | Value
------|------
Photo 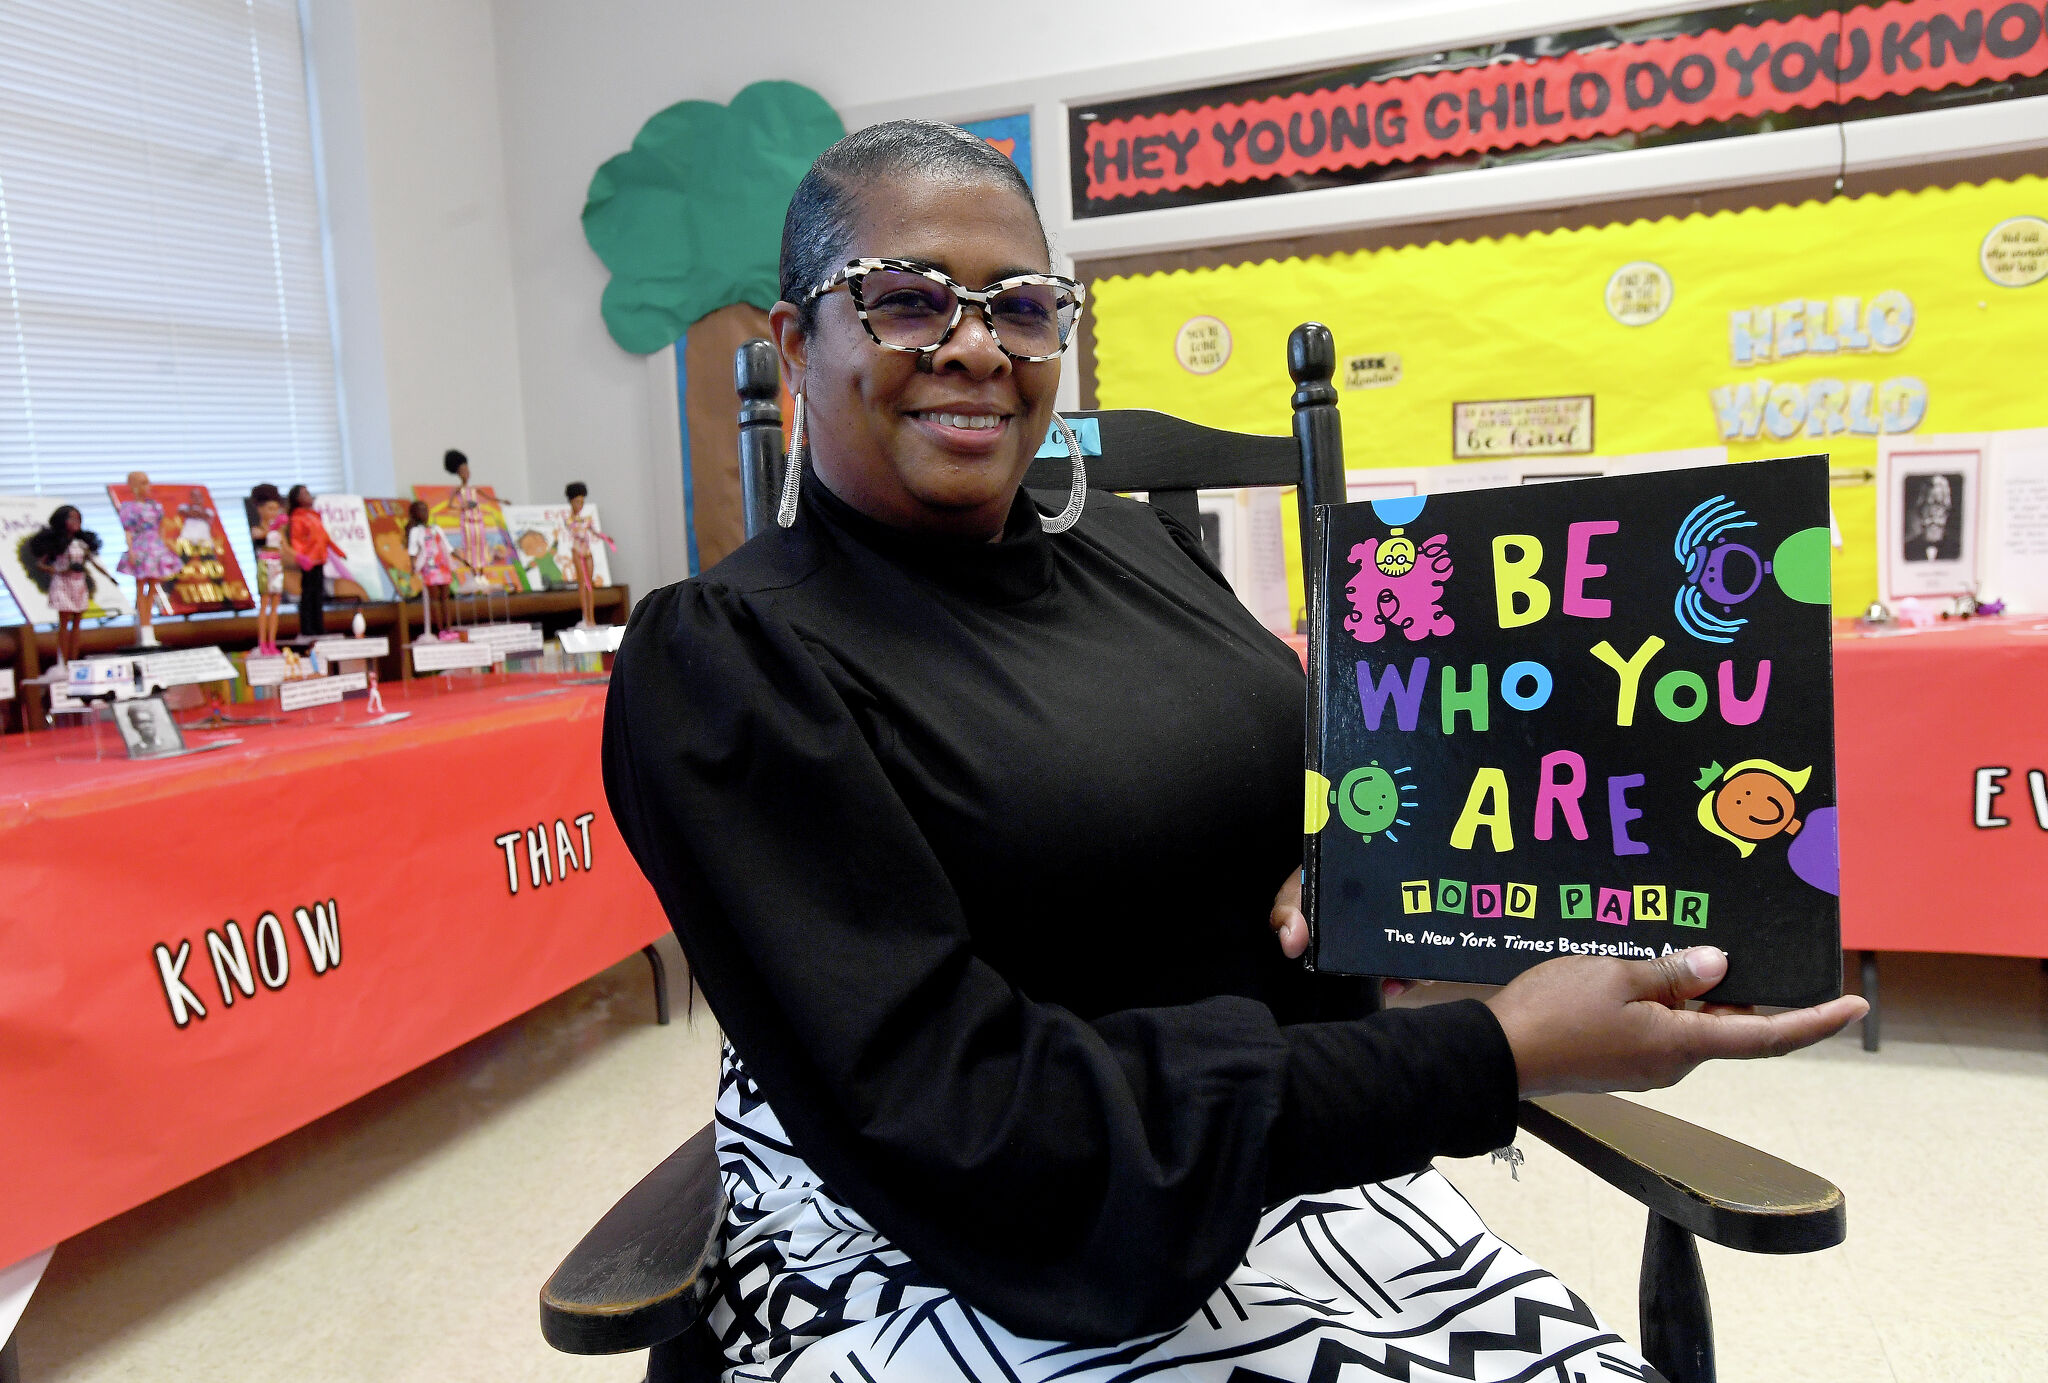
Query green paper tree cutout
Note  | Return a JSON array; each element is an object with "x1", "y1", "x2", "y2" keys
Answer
[{"x1": 583, "y1": 81, "x2": 845, "y2": 354}]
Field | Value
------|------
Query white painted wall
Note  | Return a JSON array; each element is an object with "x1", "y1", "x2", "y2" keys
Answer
[{"x1": 304, "y1": 0, "x2": 531, "y2": 505}]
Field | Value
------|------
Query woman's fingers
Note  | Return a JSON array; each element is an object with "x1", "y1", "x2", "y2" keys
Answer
[
  {"x1": 1668, "y1": 995, "x2": 1869, "y2": 1062},
  {"x1": 1487, "y1": 949, "x2": 1868, "y2": 1097},
  {"x1": 1630, "y1": 946, "x2": 1729, "y2": 1007},
  {"x1": 1268, "y1": 870, "x2": 1308, "y2": 958},
  {"x1": 1268, "y1": 906, "x2": 1309, "y2": 959}
]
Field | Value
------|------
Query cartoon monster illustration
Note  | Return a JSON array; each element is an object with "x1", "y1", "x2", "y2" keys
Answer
[
  {"x1": 1344, "y1": 496, "x2": 1453, "y2": 644},
  {"x1": 1694, "y1": 758, "x2": 1838, "y2": 895},
  {"x1": 1305, "y1": 762, "x2": 1417, "y2": 844},
  {"x1": 1673, "y1": 495, "x2": 1833, "y2": 643}
]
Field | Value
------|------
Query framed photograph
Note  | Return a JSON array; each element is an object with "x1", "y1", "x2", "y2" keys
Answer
[
  {"x1": 1878, "y1": 440, "x2": 1983, "y2": 601},
  {"x1": 113, "y1": 695, "x2": 186, "y2": 759}
]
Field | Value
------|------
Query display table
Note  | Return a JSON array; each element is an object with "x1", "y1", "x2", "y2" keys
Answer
[
  {"x1": 0, "y1": 678, "x2": 667, "y2": 1268},
  {"x1": 0, "y1": 584, "x2": 631, "y2": 730},
  {"x1": 1836, "y1": 617, "x2": 2048, "y2": 960}
]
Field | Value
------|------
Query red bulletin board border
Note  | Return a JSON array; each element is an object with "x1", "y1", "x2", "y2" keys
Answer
[
  {"x1": 1078, "y1": 0, "x2": 2048, "y2": 203},
  {"x1": 0, "y1": 683, "x2": 668, "y2": 1266}
]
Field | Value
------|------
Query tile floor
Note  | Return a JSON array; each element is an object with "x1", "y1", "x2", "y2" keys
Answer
[{"x1": 14, "y1": 945, "x2": 2047, "y2": 1382}]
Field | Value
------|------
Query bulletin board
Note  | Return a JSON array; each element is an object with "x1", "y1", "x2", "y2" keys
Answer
[{"x1": 1090, "y1": 176, "x2": 2048, "y2": 615}]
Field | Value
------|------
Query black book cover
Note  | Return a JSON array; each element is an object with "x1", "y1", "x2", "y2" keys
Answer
[{"x1": 1303, "y1": 456, "x2": 1841, "y2": 1008}]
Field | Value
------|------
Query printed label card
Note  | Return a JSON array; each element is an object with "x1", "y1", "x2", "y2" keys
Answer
[{"x1": 1305, "y1": 455, "x2": 1840, "y2": 1007}]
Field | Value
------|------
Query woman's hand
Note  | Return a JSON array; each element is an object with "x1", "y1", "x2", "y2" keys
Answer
[
  {"x1": 1485, "y1": 946, "x2": 1868, "y2": 1098},
  {"x1": 1268, "y1": 870, "x2": 1420, "y2": 1000},
  {"x1": 1268, "y1": 870, "x2": 1310, "y2": 959}
]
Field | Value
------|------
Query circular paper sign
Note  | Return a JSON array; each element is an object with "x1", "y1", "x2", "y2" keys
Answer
[
  {"x1": 1604, "y1": 261, "x2": 1673, "y2": 325},
  {"x1": 1174, "y1": 316, "x2": 1231, "y2": 374},
  {"x1": 1980, "y1": 216, "x2": 2048, "y2": 288}
]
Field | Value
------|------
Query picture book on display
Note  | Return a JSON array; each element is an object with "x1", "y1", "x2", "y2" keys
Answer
[
  {"x1": 410, "y1": 484, "x2": 523, "y2": 593},
  {"x1": 1303, "y1": 455, "x2": 1841, "y2": 1008},
  {"x1": 500, "y1": 502, "x2": 612, "y2": 592},
  {"x1": 363, "y1": 498, "x2": 420, "y2": 599},
  {"x1": 312, "y1": 495, "x2": 392, "y2": 602},
  {"x1": 0, "y1": 494, "x2": 132, "y2": 623},
  {"x1": 242, "y1": 494, "x2": 391, "y2": 603},
  {"x1": 106, "y1": 482, "x2": 252, "y2": 614}
]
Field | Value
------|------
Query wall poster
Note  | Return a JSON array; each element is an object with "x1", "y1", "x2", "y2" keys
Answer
[
  {"x1": 1091, "y1": 175, "x2": 2048, "y2": 617},
  {"x1": 1070, "y1": 0, "x2": 2048, "y2": 217}
]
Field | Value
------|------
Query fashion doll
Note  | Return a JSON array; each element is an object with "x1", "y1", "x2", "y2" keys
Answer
[
  {"x1": 248, "y1": 483, "x2": 287, "y2": 655},
  {"x1": 27, "y1": 505, "x2": 109, "y2": 665},
  {"x1": 561, "y1": 482, "x2": 617, "y2": 629},
  {"x1": 115, "y1": 471, "x2": 182, "y2": 646},
  {"x1": 285, "y1": 485, "x2": 337, "y2": 638},
  {"x1": 405, "y1": 499, "x2": 457, "y2": 638},
  {"x1": 443, "y1": 449, "x2": 492, "y2": 591}
]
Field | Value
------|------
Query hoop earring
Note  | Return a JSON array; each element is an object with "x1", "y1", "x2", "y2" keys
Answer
[
  {"x1": 776, "y1": 393, "x2": 806, "y2": 529},
  {"x1": 1040, "y1": 412, "x2": 1086, "y2": 534}
]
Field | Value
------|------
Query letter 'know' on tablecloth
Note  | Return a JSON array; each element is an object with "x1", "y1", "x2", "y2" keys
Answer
[{"x1": 1303, "y1": 455, "x2": 1840, "y2": 1008}]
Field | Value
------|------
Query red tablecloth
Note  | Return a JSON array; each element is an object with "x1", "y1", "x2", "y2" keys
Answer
[
  {"x1": 0, "y1": 679, "x2": 667, "y2": 1266},
  {"x1": 1836, "y1": 617, "x2": 2048, "y2": 958}
]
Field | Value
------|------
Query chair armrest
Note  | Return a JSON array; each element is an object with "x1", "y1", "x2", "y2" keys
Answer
[
  {"x1": 1517, "y1": 1093, "x2": 1844, "y2": 1255},
  {"x1": 540, "y1": 1121, "x2": 725, "y2": 1355}
]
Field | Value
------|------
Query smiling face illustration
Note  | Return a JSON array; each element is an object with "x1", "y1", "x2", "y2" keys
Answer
[{"x1": 1714, "y1": 769, "x2": 1801, "y2": 841}]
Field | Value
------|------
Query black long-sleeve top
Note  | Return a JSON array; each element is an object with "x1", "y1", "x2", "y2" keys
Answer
[{"x1": 602, "y1": 475, "x2": 1518, "y2": 1344}]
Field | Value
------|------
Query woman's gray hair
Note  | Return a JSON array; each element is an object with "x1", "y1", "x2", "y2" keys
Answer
[{"x1": 778, "y1": 119, "x2": 1046, "y2": 333}]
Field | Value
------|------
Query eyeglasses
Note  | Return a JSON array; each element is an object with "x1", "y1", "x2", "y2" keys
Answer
[{"x1": 803, "y1": 258, "x2": 1084, "y2": 362}]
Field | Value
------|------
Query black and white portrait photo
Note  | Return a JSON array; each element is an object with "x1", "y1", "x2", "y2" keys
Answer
[
  {"x1": 1901, "y1": 471, "x2": 1965, "y2": 563},
  {"x1": 114, "y1": 696, "x2": 185, "y2": 759},
  {"x1": 1880, "y1": 446, "x2": 1981, "y2": 601}
]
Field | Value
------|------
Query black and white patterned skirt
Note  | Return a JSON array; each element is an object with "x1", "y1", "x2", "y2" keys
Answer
[{"x1": 707, "y1": 1044, "x2": 1661, "y2": 1383}]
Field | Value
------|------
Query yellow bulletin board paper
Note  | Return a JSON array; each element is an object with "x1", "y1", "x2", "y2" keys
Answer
[{"x1": 1091, "y1": 177, "x2": 2048, "y2": 616}]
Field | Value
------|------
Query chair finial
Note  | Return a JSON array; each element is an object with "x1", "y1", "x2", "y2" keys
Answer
[
  {"x1": 736, "y1": 340, "x2": 781, "y2": 403},
  {"x1": 1288, "y1": 323, "x2": 1337, "y2": 411}
]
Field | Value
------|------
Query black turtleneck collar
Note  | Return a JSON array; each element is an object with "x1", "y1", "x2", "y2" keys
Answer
[{"x1": 798, "y1": 464, "x2": 1058, "y2": 605}]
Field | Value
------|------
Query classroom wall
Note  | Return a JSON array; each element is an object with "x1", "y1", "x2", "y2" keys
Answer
[
  {"x1": 304, "y1": 0, "x2": 532, "y2": 507},
  {"x1": 484, "y1": 0, "x2": 1661, "y2": 596},
  {"x1": 316, "y1": 0, "x2": 2035, "y2": 599}
]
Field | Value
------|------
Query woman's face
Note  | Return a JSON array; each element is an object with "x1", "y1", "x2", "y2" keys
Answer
[
  {"x1": 289, "y1": 486, "x2": 310, "y2": 509},
  {"x1": 770, "y1": 173, "x2": 1060, "y2": 540},
  {"x1": 63, "y1": 510, "x2": 80, "y2": 534}
]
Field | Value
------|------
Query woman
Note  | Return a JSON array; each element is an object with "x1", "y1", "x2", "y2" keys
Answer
[
  {"x1": 285, "y1": 484, "x2": 335, "y2": 638},
  {"x1": 604, "y1": 123, "x2": 1863, "y2": 1383}
]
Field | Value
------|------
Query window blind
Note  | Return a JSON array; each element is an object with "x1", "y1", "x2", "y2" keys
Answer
[{"x1": 0, "y1": 0, "x2": 342, "y2": 627}]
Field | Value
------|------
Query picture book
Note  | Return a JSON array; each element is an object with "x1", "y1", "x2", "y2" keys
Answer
[
  {"x1": 363, "y1": 498, "x2": 421, "y2": 600},
  {"x1": 241, "y1": 494, "x2": 384, "y2": 604},
  {"x1": 409, "y1": 483, "x2": 523, "y2": 593},
  {"x1": 500, "y1": 502, "x2": 612, "y2": 592},
  {"x1": 106, "y1": 482, "x2": 253, "y2": 614},
  {"x1": 0, "y1": 493, "x2": 132, "y2": 623},
  {"x1": 312, "y1": 495, "x2": 392, "y2": 602},
  {"x1": 1304, "y1": 456, "x2": 1841, "y2": 1007}
]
